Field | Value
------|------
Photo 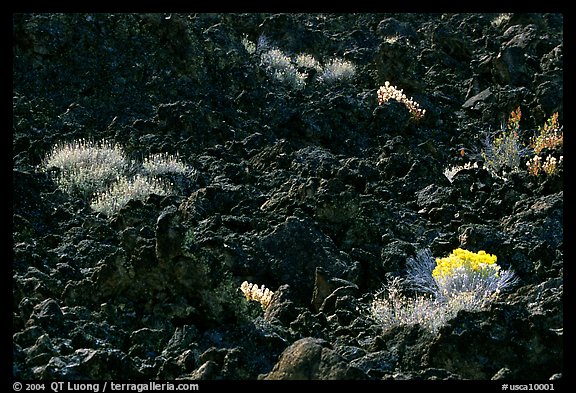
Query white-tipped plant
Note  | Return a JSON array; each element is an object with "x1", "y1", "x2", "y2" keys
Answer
[
  {"x1": 258, "y1": 41, "x2": 356, "y2": 89},
  {"x1": 240, "y1": 281, "x2": 275, "y2": 310},
  {"x1": 377, "y1": 81, "x2": 426, "y2": 120},
  {"x1": 241, "y1": 35, "x2": 257, "y2": 55},
  {"x1": 371, "y1": 277, "x2": 447, "y2": 332},
  {"x1": 443, "y1": 162, "x2": 479, "y2": 183},
  {"x1": 295, "y1": 53, "x2": 323, "y2": 73}
]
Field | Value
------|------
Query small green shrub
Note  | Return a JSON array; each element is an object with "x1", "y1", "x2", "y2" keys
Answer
[
  {"x1": 481, "y1": 130, "x2": 526, "y2": 178},
  {"x1": 481, "y1": 107, "x2": 530, "y2": 179},
  {"x1": 371, "y1": 248, "x2": 517, "y2": 333}
]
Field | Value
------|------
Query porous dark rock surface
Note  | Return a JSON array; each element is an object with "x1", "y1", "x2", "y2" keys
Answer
[{"x1": 13, "y1": 13, "x2": 563, "y2": 381}]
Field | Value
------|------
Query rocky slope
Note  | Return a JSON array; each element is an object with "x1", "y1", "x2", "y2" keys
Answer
[{"x1": 13, "y1": 13, "x2": 563, "y2": 381}]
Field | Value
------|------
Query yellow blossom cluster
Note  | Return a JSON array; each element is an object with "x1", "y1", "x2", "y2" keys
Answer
[
  {"x1": 432, "y1": 248, "x2": 500, "y2": 280},
  {"x1": 377, "y1": 81, "x2": 426, "y2": 120},
  {"x1": 240, "y1": 281, "x2": 274, "y2": 310}
]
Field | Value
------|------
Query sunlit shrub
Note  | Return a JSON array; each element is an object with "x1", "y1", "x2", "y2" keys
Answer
[
  {"x1": 260, "y1": 48, "x2": 307, "y2": 90},
  {"x1": 317, "y1": 58, "x2": 356, "y2": 83},
  {"x1": 370, "y1": 277, "x2": 447, "y2": 332},
  {"x1": 431, "y1": 248, "x2": 517, "y2": 302},
  {"x1": 43, "y1": 139, "x2": 192, "y2": 216},
  {"x1": 142, "y1": 152, "x2": 190, "y2": 176},
  {"x1": 43, "y1": 139, "x2": 128, "y2": 198},
  {"x1": 525, "y1": 112, "x2": 563, "y2": 177},
  {"x1": 526, "y1": 154, "x2": 563, "y2": 177},
  {"x1": 90, "y1": 174, "x2": 172, "y2": 216},
  {"x1": 295, "y1": 53, "x2": 322, "y2": 72},
  {"x1": 245, "y1": 36, "x2": 356, "y2": 89},
  {"x1": 371, "y1": 248, "x2": 517, "y2": 333},
  {"x1": 482, "y1": 107, "x2": 563, "y2": 179}
]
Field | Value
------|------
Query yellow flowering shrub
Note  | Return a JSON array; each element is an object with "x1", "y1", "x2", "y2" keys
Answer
[
  {"x1": 430, "y1": 248, "x2": 517, "y2": 302},
  {"x1": 432, "y1": 248, "x2": 500, "y2": 280},
  {"x1": 371, "y1": 248, "x2": 518, "y2": 333}
]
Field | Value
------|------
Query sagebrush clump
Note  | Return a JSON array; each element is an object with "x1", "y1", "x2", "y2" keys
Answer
[
  {"x1": 90, "y1": 174, "x2": 172, "y2": 216},
  {"x1": 260, "y1": 47, "x2": 307, "y2": 90},
  {"x1": 43, "y1": 139, "x2": 128, "y2": 198},
  {"x1": 142, "y1": 152, "x2": 191, "y2": 176},
  {"x1": 43, "y1": 139, "x2": 191, "y2": 216},
  {"x1": 294, "y1": 53, "x2": 323, "y2": 73},
  {"x1": 317, "y1": 58, "x2": 356, "y2": 83},
  {"x1": 244, "y1": 36, "x2": 356, "y2": 88}
]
